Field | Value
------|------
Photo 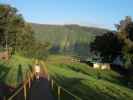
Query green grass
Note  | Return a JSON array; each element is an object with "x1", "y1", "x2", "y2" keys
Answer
[
  {"x1": 0, "y1": 54, "x2": 33, "y2": 87},
  {"x1": 46, "y1": 55, "x2": 133, "y2": 100},
  {"x1": 0, "y1": 54, "x2": 133, "y2": 100}
]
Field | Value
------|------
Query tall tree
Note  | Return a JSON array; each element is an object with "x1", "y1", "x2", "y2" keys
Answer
[
  {"x1": 116, "y1": 16, "x2": 133, "y2": 69},
  {"x1": 90, "y1": 16, "x2": 133, "y2": 69},
  {"x1": 90, "y1": 31, "x2": 123, "y2": 63},
  {"x1": 0, "y1": 4, "x2": 50, "y2": 59},
  {"x1": 0, "y1": 4, "x2": 34, "y2": 52}
]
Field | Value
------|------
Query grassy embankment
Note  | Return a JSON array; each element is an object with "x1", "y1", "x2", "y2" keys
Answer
[
  {"x1": 46, "y1": 55, "x2": 133, "y2": 100},
  {"x1": 0, "y1": 54, "x2": 33, "y2": 87},
  {"x1": 1, "y1": 54, "x2": 133, "y2": 100}
]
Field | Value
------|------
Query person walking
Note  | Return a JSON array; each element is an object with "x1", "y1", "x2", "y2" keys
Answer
[{"x1": 34, "y1": 64, "x2": 41, "y2": 80}]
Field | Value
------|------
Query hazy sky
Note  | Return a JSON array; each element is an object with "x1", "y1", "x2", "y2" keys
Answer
[{"x1": 0, "y1": 0, "x2": 133, "y2": 29}]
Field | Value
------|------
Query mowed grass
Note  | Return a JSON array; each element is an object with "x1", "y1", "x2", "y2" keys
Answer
[
  {"x1": 0, "y1": 54, "x2": 133, "y2": 100},
  {"x1": 0, "y1": 54, "x2": 33, "y2": 87},
  {"x1": 46, "y1": 55, "x2": 133, "y2": 100}
]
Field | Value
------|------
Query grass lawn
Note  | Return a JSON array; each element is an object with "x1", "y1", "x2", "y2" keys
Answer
[
  {"x1": 0, "y1": 54, "x2": 133, "y2": 100},
  {"x1": 46, "y1": 55, "x2": 133, "y2": 100},
  {"x1": 0, "y1": 54, "x2": 33, "y2": 87}
]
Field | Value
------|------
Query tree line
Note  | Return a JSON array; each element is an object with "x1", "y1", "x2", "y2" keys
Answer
[
  {"x1": 90, "y1": 16, "x2": 133, "y2": 78},
  {"x1": 0, "y1": 4, "x2": 48, "y2": 59},
  {"x1": 1, "y1": 4, "x2": 133, "y2": 71}
]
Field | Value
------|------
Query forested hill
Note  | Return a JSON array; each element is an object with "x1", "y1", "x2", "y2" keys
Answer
[
  {"x1": 31, "y1": 23, "x2": 109, "y2": 58},
  {"x1": 31, "y1": 23, "x2": 108, "y2": 43}
]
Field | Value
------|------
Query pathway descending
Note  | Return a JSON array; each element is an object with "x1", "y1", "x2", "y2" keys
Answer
[
  {"x1": 10, "y1": 61, "x2": 54, "y2": 100},
  {"x1": 27, "y1": 77, "x2": 54, "y2": 100}
]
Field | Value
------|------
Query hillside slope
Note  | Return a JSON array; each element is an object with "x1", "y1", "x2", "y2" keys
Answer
[
  {"x1": 0, "y1": 54, "x2": 33, "y2": 87},
  {"x1": 46, "y1": 55, "x2": 133, "y2": 100},
  {"x1": 31, "y1": 23, "x2": 109, "y2": 58}
]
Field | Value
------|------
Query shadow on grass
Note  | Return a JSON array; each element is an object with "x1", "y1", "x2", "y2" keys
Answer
[
  {"x1": 51, "y1": 74, "x2": 83, "y2": 100},
  {"x1": 17, "y1": 64, "x2": 33, "y2": 85},
  {"x1": 51, "y1": 74, "x2": 121, "y2": 100},
  {"x1": 0, "y1": 62, "x2": 10, "y2": 82},
  {"x1": 28, "y1": 64, "x2": 33, "y2": 72},
  {"x1": 0, "y1": 61, "x2": 11, "y2": 99},
  {"x1": 17, "y1": 64, "x2": 23, "y2": 85},
  {"x1": 62, "y1": 64, "x2": 129, "y2": 89}
]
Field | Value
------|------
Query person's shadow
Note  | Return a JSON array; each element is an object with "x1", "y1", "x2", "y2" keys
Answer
[
  {"x1": 0, "y1": 63, "x2": 10, "y2": 82},
  {"x1": 17, "y1": 64, "x2": 23, "y2": 85},
  {"x1": 0, "y1": 62, "x2": 11, "y2": 99},
  {"x1": 28, "y1": 64, "x2": 33, "y2": 72}
]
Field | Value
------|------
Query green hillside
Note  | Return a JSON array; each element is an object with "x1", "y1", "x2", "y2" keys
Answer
[
  {"x1": 46, "y1": 55, "x2": 133, "y2": 100},
  {"x1": 31, "y1": 23, "x2": 108, "y2": 58},
  {"x1": 0, "y1": 54, "x2": 33, "y2": 87}
]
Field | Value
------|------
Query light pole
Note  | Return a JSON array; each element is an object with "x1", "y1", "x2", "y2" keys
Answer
[{"x1": 5, "y1": 30, "x2": 8, "y2": 50}]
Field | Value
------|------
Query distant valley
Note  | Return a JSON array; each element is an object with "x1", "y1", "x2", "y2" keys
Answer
[{"x1": 31, "y1": 23, "x2": 109, "y2": 59}]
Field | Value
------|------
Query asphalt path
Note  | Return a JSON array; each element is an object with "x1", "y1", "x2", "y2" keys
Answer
[{"x1": 27, "y1": 77, "x2": 54, "y2": 100}]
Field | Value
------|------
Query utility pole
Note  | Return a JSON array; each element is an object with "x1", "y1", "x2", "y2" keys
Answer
[
  {"x1": 5, "y1": 29, "x2": 8, "y2": 51},
  {"x1": 5, "y1": 11, "x2": 10, "y2": 51}
]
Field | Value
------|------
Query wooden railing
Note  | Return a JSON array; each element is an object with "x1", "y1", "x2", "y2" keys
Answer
[
  {"x1": 8, "y1": 60, "x2": 82, "y2": 100},
  {"x1": 41, "y1": 61, "x2": 82, "y2": 100},
  {"x1": 49, "y1": 78, "x2": 82, "y2": 100},
  {"x1": 8, "y1": 67, "x2": 35, "y2": 100}
]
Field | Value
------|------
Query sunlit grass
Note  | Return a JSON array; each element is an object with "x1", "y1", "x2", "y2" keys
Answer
[
  {"x1": 0, "y1": 54, "x2": 33, "y2": 87},
  {"x1": 46, "y1": 55, "x2": 133, "y2": 100}
]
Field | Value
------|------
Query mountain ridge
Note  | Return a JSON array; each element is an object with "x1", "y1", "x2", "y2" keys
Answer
[{"x1": 31, "y1": 23, "x2": 109, "y2": 58}]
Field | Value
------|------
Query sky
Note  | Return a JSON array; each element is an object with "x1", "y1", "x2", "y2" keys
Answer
[{"x1": 0, "y1": 0, "x2": 133, "y2": 29}]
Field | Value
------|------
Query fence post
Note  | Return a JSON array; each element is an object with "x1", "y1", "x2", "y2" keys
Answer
[
  {"x1": 3, "y1": 96, "x2": 6, "y2": 100},
  {"x1": 28, "y1": 76, "x2": 31, "y2": 89},
  {"x1": 48, "y1": 74, "x2": 50, "y2": 81},
  {"x1": 58, "y1": 86, "x2": 61, "y2": 100},
  {"x1": 31, "y1": 72, "x2": 34, "y2": 80},
  {"x1": 24, "y1": 83, "x2": 27, "y2": 100},
  {"x1": 51, "y1": 80, "x2": 54, "y2": 89}
]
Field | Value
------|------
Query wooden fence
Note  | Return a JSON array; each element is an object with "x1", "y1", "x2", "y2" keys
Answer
[
  {"x1": 8, "y1": 60, "x2": 82, "y2": 100},
  {"x1": 7, "y1": 67, "x2": 35, "y2": 100},
  {"x1": 41, "y1": 61, "x2": 82, "y2": 100}
]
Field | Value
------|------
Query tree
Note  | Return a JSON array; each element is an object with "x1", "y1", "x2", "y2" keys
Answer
[
  {"x1": 0, "y1": 4, "x2": 34, "y2": 53},
  {"x1": 0, "y1": 4, "x2": 19, "y2": 48},
  {"x1": 90, "y1": 31, "x2": 123, "y2": 63},
  {"x1": 115, "y1": 16, "x2": 132, "y2": 32},
  {"x1": 0, "y1": 4, "x2": 50, "y2": 59},
  {"x1": 90, "y1": 16, "x2": 133, "y2": 69},
  {"x1": 116, "y1": 16, "x2": 133, "y2": 69}
]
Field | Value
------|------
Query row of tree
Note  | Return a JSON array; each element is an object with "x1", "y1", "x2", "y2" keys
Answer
[
  {"x1": 90, "y1": 16, "x2": 133, "y2": 70},
  {"x1": 1, "y1": 4, "x2": 132, "y2": 69},
  {"x1": 0, "y1": 4, "x2": 48, "y2": 59}
]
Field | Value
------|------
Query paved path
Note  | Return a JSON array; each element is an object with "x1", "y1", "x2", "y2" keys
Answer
[
  {"x1": 12, "y1": 63, "x2": 54, "y2": 100},
  {"x1": 0, "y1": 83, "x2": 14, "y2": 100},
  {"x1": 27, "y1": 77, "x2": 54, "y2": 100}
]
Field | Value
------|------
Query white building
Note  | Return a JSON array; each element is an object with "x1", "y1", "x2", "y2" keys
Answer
[{"x1": 93, "y1": 63, "x2": 110, "y2": 70}]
